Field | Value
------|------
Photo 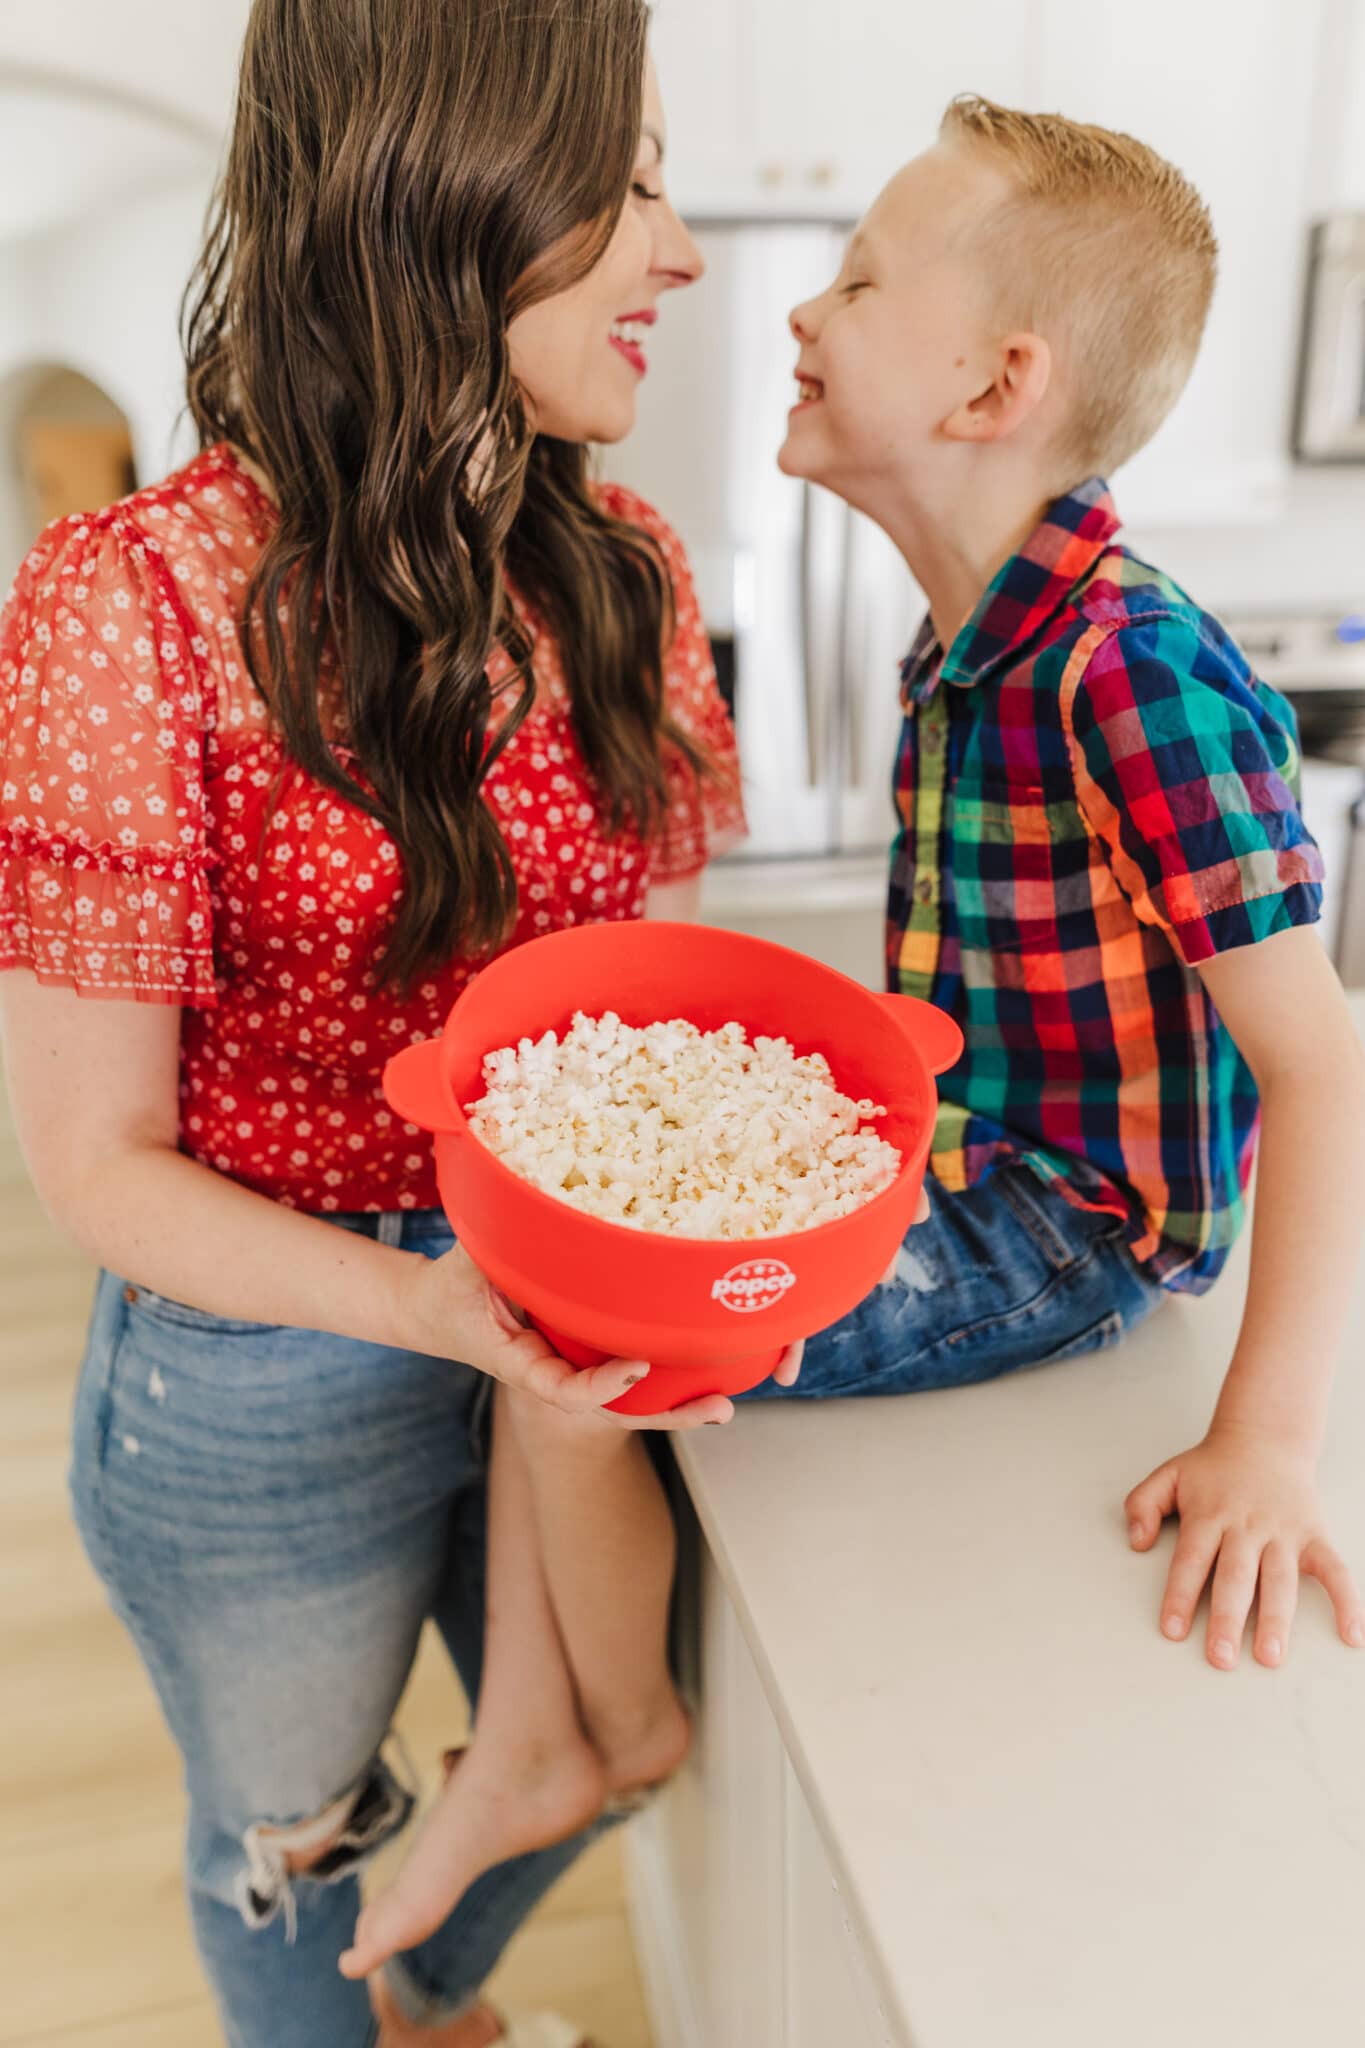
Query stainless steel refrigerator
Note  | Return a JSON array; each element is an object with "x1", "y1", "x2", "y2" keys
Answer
[{"x1": 600, "y1": 221, "x2": 923, "y2": 868}]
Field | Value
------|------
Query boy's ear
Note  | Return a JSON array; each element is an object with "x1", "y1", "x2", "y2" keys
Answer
[{"x1": 941, "y1": 331, "x2": 1052, "y2": 445}]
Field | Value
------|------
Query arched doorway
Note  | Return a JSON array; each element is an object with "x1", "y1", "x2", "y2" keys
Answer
[{"x1": 0, "y1": 363, "x2": 137, "y2": 573}]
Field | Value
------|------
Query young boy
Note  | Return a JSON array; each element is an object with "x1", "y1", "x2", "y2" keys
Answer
[
  {"x1": 770, "y1": 95, "x2": 1365, "y2": 1676},
  {"x1": 339, "y1": 97, "x2": 1364, "y2": 1985}
]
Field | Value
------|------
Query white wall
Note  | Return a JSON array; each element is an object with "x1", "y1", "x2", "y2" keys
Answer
[
  {"x1": 0, "y1": 0, "x2": 250, "y2": 134},
  {"x1": 20, "y1": 176, "x2": 218, "y2": 479},
  {"x1": 4, "y1": 0, "x2": 1365, "y2": 618},
  {"x1": 0, "y1": 0, "x2": 237, "y2": 580},
  {"x1": 0, "y1": 240, "x2": 38, "y2": 576},
  {"x1": 0, "y1": 170, "x2": 215, "y2": 582}
]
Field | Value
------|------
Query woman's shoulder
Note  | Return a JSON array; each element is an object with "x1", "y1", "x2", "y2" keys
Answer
[
  {"x1": 0, "y1": 453, "x2": 262, "y2": 753},
  {"x1": 593, "y1": 479, "x2": 692, "y2": 576},
  {"x1": 100, "y1": 443, "x2": 268, "y2": 575},
  {"x1": 7, "y1": 446, "x2": 264, "y2": 620}
]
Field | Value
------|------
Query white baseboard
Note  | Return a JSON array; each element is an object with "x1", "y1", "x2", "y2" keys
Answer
[{"x1": 623, "y1": 1807, "x2": 706, "y2": 2048}]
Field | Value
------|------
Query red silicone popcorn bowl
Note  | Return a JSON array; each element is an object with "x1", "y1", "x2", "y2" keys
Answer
[{"x1": 383, "y1": 921, "x2": 962, "y2": 1415}]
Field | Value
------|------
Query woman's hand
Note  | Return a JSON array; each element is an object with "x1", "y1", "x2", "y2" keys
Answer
[
  {"x1": 403, "y1": 1241, "x2": 799, "y2": 1429},
  {"x1": 1125, "y1": 1421, "x2": 1365, "y2": 1669}
]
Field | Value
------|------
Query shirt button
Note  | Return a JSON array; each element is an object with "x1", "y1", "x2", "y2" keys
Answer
[{"x1": 915, "y1": 878, "x2": 935, "y2": 906}]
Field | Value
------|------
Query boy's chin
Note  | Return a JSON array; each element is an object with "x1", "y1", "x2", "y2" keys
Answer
[{"x1": 777, "y1": 430, "x2": 821, "y2": 481}]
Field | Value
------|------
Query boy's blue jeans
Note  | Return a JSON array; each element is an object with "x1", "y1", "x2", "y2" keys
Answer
[
  {"x1": 750, "y1": 1159, "x2": 1163, "y2": 1402},
  {"x1": 69, "y1": 1166, "x2": 1162, "y2": 2047}
]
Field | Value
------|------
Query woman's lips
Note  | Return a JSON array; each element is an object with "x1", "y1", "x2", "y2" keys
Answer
[
  {"x1": 610, "y1": 334, "x2": 649, "y2": 376},
  {"x1": 610, "y1": 310, "x2": 657, "y2": 378}
]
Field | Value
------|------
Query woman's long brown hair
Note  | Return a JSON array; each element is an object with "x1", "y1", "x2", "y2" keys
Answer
[{"x1": 183, "y1": 0, "x2": 707, "y2": 984}]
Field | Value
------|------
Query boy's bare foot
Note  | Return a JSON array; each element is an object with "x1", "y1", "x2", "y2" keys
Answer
[
  {"x1": 593, "y1": 1686, "x2": 693, "y2": 1804},
  {"x1": 340, "y1": 1732, "x2": 607, "y2": 1980}
]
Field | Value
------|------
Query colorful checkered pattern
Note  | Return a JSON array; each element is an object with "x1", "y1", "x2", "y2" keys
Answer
[{"x1": 889, "y1": 478, "x2": 1324, "y2": 1291}]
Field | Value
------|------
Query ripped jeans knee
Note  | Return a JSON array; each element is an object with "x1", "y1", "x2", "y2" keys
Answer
[{"x1": 233, "y1": 1754, "x2": 415, "y2": 1940}]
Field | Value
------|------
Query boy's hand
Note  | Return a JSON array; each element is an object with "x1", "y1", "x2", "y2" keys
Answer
[
  {"x1": 1125, "y1": 1422, "x2": 1365, "y2": 1669},
  {"x1": 879, "y1": 1186, "x2": 933, "y2": 1285}
]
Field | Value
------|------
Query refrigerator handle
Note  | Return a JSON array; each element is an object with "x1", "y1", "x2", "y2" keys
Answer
[
  {"x1": 799, "y1": 482, "x2": 823, "y2": 787},
  {"x1": 838, "y1": 505, "x2": 859, "y2": 790}
]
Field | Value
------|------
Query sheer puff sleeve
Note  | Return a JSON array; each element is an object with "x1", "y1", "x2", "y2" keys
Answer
[
  {"x1": 0, "y1": 510, "x2": 217, "y2": 1004},
  {"x1": 597, "y1": 481, "x2": 747, "y2": 881}
]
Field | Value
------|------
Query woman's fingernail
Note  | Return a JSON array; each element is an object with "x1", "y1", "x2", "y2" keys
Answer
[
  {"x1": 1212, "y1": 1638, "x2": 1236, "y2": 1667},
  {"x1": 1262, "y1": 1637, "x2": 1282, "y2": 1665},
  {"x1": 1162, "y1": 1614, "x2": 1186, "y2": 1639},
  {"x1": 1128, "y1": 1521, "x2": 1144, "y2": 1544},
  {"x1": 1348, "y1": 1621, "x2": 1364, "y2": 1648}
]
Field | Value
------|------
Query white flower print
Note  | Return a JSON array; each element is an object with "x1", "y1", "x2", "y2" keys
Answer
[{"x1": 0, "y1": 462, "x2": 741, "y2": 1209}]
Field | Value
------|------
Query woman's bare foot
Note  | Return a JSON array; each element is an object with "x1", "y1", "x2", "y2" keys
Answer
[
  {"x1": 370, "y1": 1969, "x2": 505, "y2": 2047},
  {"x1": 340, "y1": 1731, "x2": 607, "y2": 1980}
]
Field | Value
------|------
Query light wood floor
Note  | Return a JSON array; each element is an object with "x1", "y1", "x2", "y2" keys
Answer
[{"x1": 0, "y1": 1082, "x2": 654, "y2": 2048}]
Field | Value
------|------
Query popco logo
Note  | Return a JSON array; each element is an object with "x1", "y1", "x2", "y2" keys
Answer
[{"x1": 711, "y1": 1258, "x2": 798, "y2": 1315}]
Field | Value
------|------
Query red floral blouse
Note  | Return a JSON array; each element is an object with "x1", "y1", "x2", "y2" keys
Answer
[{"x1": 0, "y1": 445, "x2": 745, "y2": 1211}]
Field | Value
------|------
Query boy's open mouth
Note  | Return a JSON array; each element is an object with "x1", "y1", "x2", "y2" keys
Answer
[{"x1": 793, "y1": 374, "x2": 825, "y2": 409}]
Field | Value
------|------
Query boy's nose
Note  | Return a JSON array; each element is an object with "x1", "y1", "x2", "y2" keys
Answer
[{"x1": 790, "y1": 300, "x2": 817, "y2": 343}]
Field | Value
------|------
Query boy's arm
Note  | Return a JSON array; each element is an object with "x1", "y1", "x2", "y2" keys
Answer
[{"x1": 1125, "y1": 924, "x2": 1365, "y2": 1668}]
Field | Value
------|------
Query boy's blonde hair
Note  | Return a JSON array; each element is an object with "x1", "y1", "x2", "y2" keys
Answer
[{"x1": 940, "y1": 95, "x2": 1217, "y2": 480}]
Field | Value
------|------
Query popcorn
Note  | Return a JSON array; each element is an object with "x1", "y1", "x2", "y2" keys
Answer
[{"x1": 465, "y1": 1011, "x2": 902, "y2": 1239}]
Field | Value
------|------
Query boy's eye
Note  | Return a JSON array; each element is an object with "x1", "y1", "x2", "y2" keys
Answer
[
  {"x1": 632, "y1": 182, "x2": 664, "y2": 203},
  {"x1": 842, "y1": 279, "x2": 870, "y2": 296}
]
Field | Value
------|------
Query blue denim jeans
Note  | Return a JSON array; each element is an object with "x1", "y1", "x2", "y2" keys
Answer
[
  {"x1": 747, "y1": 1160, "x2": 1164, "y2": 1401},
  {"x1": 69, "y1": 1168, "x2": 1161, "y2": 2047},
  {"x1": 69, "y1": 1207, "x2": 621, "y2": 2048}
]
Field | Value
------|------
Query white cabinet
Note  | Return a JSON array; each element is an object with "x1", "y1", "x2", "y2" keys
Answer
[
  {"x1": 1035, "y1": 0, "x2": 1323, "y2": 522},
  {"x1": 652, "y1": 0, "x2": 1042, "y2": 219},
  {"x1": 784, "y1": 1767, "x2": 899, "y2": 2048},
  {"x1": 626, "y1": 1527, "x2": 899, "y2": 2048},
  {"x1": 650, "y1": 0, "x2": 1329, "y2": 524},
  {"x1": 798, "y1": 0, "x2": 1042, "y2": 216},
  {"x1": 649, "y1": 0, "x2": 762, "y2": 215}
]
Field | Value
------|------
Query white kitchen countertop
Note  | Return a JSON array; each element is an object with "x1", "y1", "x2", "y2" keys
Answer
[{"x1": 675, "y1": 992, "x2": 1365, "y2": 2048}]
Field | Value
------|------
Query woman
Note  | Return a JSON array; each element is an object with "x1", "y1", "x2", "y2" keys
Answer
[{"x1": 0, "y1": 4, "x2": 748, "y2": 2043}]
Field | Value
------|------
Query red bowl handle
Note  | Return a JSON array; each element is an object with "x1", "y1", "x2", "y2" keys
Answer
[
  {"x1": 383, "y1": 1038, "x2": 461, "y2": 1134},
  {"x1": 877, "y1": 994, "x2": 964, "y2": 1076}
]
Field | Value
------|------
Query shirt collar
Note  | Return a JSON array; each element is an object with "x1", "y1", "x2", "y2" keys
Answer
[{"x1": 900, "y1": 477, "x2": 1121, "y2": 707}]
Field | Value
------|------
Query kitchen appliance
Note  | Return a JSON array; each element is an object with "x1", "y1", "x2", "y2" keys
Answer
[
  {"x1": 383, "y1": 922, "x2": 962, "y2": 1414},
  {"x1": 1223, "y1": 610, "x2": 1365, "y2": 987},
  {"x1": 601, "y1": 221, "x2": 919, "y2": 864},
  {"x1": 1294, "y1": 214, "x2": 1365, "y2": 462}
]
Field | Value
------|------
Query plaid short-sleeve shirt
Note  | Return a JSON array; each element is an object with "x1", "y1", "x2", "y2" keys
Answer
[{"x1": 891, "y1": 478, "x2": 1323, "y2": 1292}]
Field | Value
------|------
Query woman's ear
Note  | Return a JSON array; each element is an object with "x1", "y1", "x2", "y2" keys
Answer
[{"x1": 941, "y1": 331, "x2": 1052, "y2": 445}]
